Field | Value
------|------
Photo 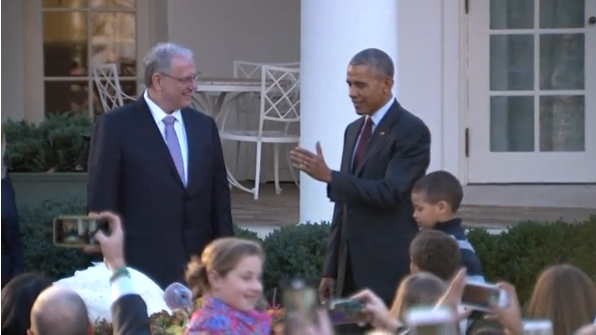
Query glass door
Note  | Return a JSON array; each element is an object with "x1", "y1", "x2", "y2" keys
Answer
[{"x1": 467, "y1": 0, "x2": 596, "y2": 183}]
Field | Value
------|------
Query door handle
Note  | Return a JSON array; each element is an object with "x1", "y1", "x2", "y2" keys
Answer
[{"x1": 589, "y1": 16, "x2": 596, "y2": 25}]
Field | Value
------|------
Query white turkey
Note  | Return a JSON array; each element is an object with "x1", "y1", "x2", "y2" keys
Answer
[{"x1": 53, "y1": 262, "x2": 171, "y2": 323}]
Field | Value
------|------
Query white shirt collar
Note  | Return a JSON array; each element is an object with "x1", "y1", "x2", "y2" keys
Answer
[
  {"x1": 369, "y1": 96, "x2": 395, "y2": 126},
  {"x1": 143, "y1": 90, "x2": 183, "y2": 124}
]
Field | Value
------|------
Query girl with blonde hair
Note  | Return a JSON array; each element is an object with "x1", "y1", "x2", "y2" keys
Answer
[{"x1": 185, "y1": 237, "x2": 271, "y2": 334}]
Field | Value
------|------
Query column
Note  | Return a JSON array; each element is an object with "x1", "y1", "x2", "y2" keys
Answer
[{"x1": 299, "y1": 0, "x2": 399, "y2": 223}]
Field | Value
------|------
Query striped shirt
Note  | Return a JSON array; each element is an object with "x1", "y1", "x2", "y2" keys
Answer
[{"x1": 433, "y1": 218, "x2": 485, "y2": 282}]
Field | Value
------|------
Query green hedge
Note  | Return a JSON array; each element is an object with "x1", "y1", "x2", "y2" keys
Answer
[
  {"x1": 3, "y1": 114, "x2": 93, "y2": 172},
  {"x1": 19, "y1": 198, "x2": 92, "y2": 278},
  {"x1": 18, "y1": 198, "x2": 595, "y2": 304}
]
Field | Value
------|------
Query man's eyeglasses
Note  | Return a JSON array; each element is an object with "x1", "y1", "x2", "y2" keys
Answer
[{"x1": 159, "y1": 72, "x2": 202, "y2": 84}]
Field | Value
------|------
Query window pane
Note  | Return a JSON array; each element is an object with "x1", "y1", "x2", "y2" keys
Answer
[
  {"x1": 90, "y1": 12, "x2": 136, "y2": 76},
  {"x1": 44, "y1": 12, "x2": 89, "y2": 77},
  {"x1": 540, "y1": 34, "x2": 585, "y2": 90},
  {"x1": 490, "y1": 35, "x2": 534, "y2": 91},
  {"x1": 490, "y1": 96, "x2": 535, "y2": 152},
  {"x1": 539, "y1": 95, "x2": 585, "y2": 152},
  {"x1": 43, "y1": 0, "x2": 87, "y2": 8},
  {"x1": 540, "y1": 0, "x2": 585, "y2": 28},
  {"x1": 90, "y1": 0, "x2": 135, "y2": 9},
  {"x1": 44, "y1": 81, "x2": 91, "y2": 116},
  {"x1": 92, "y1": 80, "x2": 137, "y2": 115},
  {"x1": 490, "y1": 0, "x2": 534, "y2": 29}
]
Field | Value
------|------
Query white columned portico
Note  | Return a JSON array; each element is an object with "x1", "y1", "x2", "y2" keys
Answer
[{"x1": 299, "y1": 0, "x2": 399, "y2": 223}]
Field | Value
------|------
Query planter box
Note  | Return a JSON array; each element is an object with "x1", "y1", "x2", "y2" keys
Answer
[{"x1": 10, "y1": 172, "x2": 88, "y2": 206}]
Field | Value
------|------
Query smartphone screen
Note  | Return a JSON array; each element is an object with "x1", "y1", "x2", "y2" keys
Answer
[
  {"x1": 523, "y1": 320, "x2": 553, "y2": 335},
  {"x1": 412, "y1": 324, "x2": 452, "y2": 335},
  {"x1": 281, "y1": 278, "x2": 319, "y2": 334},
  {"x1": 326, "y1": 298, "x2": 366, "y2": 325},
  {"x1": 407, "y1": 307, "x2": 458, "y2": 335},
  {"x1": 461, "y1": 283, "x2": 502, "y2": 311},
  {"x1": 53, "y1": 216, "x2": 110, "y2": 248}
]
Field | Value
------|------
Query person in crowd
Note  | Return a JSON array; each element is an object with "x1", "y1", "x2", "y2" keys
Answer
[
  {"x1": 87, "y1": 42, "x2": 234, "y2": 288},
  {"x1": 352, "y1": 268, "x2": 525, "y2": 334},
  {"x1": 412, "y1": 170, "x2": 485, "y2": 282},
  {"x1": 84, "y1": 211, "x2": 152, "y2": 335},
  {"x1": 1, "y1": 273, "x2": 53, "y2": 335},
  {"x1": 527, "y1": 264, "x2": 596, "y2": 335},
  {"x1": 29, "y1": 211, "x2": 152, "y2": 335},
  {"x1": 409, "y1": 229, "x2": 461, "y2": 281},
  {"x1": 1, "y1": 126, "x2": 25, "y2": 288},
  {"x1": 184, "y1": 237, "x2": 271, "y2": 334},
  {"x1": 28, "y1": 286, "x2": 91, "y2": 335},
  {"x1": 389, "y1": 272, "x2": 447, "y2": 327},
  {"x1": 290, "y1": 47, "x2": 431, "y2": 333}
]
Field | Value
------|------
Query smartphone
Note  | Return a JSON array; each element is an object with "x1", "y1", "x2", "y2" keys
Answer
[
  {"x1": 281, "y1": 278, "x2": 319, "y2": 334},
  {"x1": 406, "y1": 306, "x2": 458, "y2": 335},
  {"x1": 460, "y1": 281, "x2": 508, "y2": 312},
  {"x1": 326, "y1": 298, "x2": 366, "y2": 325},
  {"x1": 53, "y1": 215, "x2": 110, "y2": 248},
  {"x1": 523, "y1": 320, "x2": 553, "y2": 335}
]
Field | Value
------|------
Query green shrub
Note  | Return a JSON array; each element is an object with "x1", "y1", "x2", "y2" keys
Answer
[
  {"x1": 468, "y1": 215, "x2": 596, "y2": 303},
  {"x1": 18, "y1": 195, "x2": 595, "y2": 307},
  {"x1": 4, "y1": 113, "x2": 93, "y2": 172},
  {"x1": 261, "y1": 222, "x2": 330, "y2": 292},
  {"x1": 19, "y1": 197, "x2": 264, "y2": 280},
  {"x1": 19, "y1": 197, "x2": 91, "y2": 279},
  {"x1": 234, "y1": 225, "x2": 263, "y2": 242}
]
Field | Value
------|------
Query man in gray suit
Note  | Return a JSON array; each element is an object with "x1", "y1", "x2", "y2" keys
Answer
[{"x1": 291, "y1": 48, "x2": 431, "y2": 321}]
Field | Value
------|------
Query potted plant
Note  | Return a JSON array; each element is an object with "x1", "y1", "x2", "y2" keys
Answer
[{"x1": 3, "y1": 113, "x2": 93, "y2": 205}]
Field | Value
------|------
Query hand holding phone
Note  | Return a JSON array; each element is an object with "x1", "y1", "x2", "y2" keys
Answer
[
  {"x1": 53, "y1": 215, "x2": 111, "y2": 248},
  {"x1": 281, "y1": 278, "x2": 320, "y2": 334},
  {"x1": 460, "y1": 281, "x2": 508, "y2": 312},
  {"x1": 406, "y1": 306, "x2": 458, "y2": 335},
  {"x1": 326, "y1": 298, "x2": 367, "y2": 325}
]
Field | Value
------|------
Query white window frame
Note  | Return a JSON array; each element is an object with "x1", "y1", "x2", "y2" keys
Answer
[{"x1": 23, "y1": 0, "x2": 152, "y2": 121}]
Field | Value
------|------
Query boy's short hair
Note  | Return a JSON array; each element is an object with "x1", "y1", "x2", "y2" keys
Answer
[
  {"x1": 410, "y1": 230, "x2": 461, "y2": 281},
  {"x1": 412, "y1": 170, "x2": 463, "y2": 212}
]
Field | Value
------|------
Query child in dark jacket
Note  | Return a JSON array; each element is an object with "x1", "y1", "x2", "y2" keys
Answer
[{"x1": 411, "y1": 170, "x2": 485, "y2": 282}]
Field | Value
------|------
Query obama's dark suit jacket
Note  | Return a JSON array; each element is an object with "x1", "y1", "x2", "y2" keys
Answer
[{"x1": 324, "y1": 100, "x2": 431, "y2": 306}]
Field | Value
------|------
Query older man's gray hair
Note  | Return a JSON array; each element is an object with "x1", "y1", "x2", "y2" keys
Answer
[
  {"x1": 349, "y1": 48, "x2": 395, "y2": 78},
  {"x1": 143, "y1": 42, "x2": 194, "y2": 88}
]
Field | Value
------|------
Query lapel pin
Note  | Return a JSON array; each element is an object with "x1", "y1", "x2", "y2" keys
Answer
[{"x1": 380, "y1": 131, "x2": 386, "y2": 136}]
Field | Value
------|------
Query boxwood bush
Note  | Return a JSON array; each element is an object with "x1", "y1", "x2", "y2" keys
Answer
[{"x1": 17, "y1": 197, "x2": 596, "y2": 306}]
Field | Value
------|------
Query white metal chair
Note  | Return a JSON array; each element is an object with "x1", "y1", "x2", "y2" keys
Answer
[
  {"x1": 233, "y1": 60, "x2": 300, "y2": 79},
  {"x1": 218, "y1": 65, "x2": 300, "y2": 200},
  {"x1": 92, "y1": 63, "x2": 136, "y2": 113},
  {"x1": 231, "y1": 60, "x2": 300, "y2": 115}
]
